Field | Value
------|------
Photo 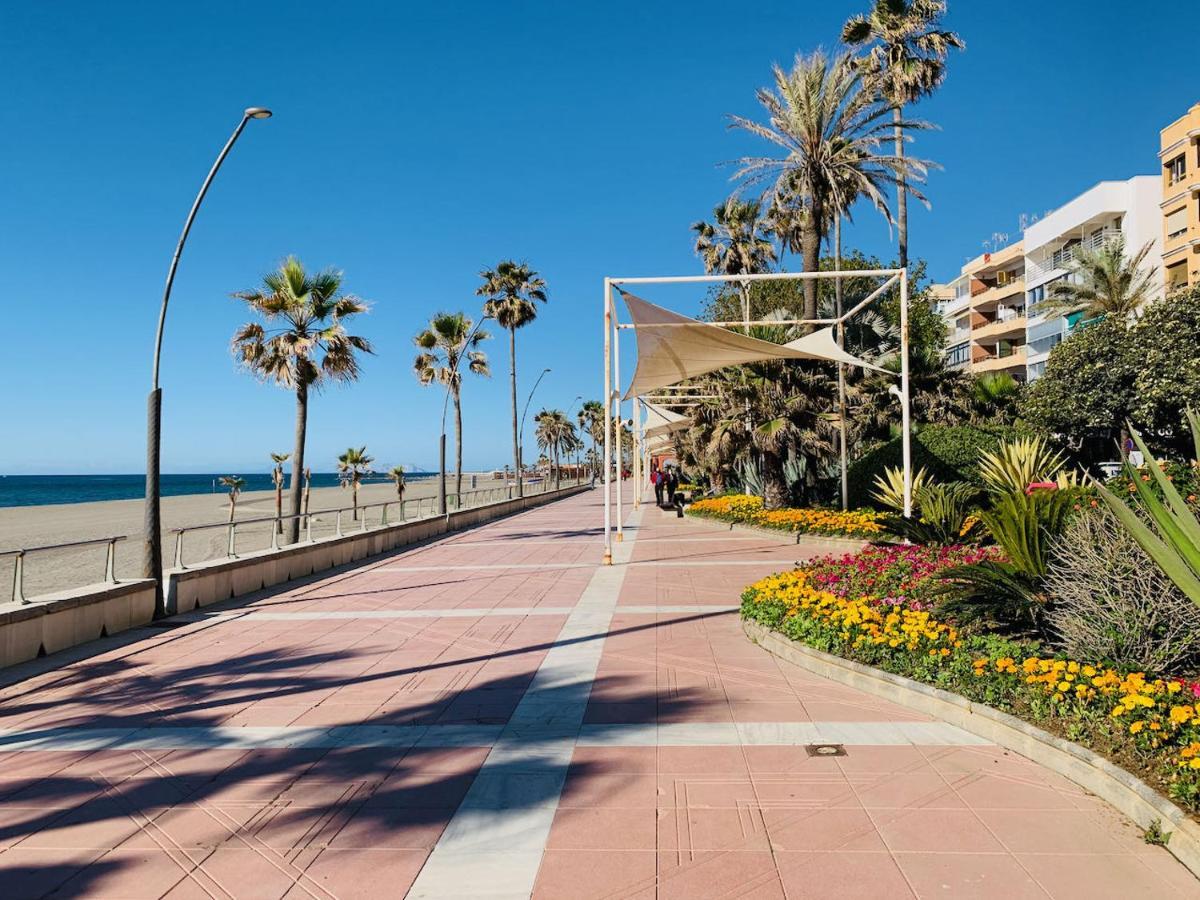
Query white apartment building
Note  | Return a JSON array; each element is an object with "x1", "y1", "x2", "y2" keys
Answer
[{"x1": 1022, "y1": 176, "x2": 1162, "y2": 380}]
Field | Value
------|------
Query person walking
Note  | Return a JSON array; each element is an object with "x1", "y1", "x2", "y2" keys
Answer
[
  {"x1": 651, "y1": 464, "x2": 664, "y2": 507},
  {"x1": 666, "y1": 467, "x2": 679, "y2": 505}
]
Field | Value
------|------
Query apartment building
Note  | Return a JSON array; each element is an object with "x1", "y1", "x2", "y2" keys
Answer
[
  {"x1": 1023, "y1": 176, "x2": 1161, "y2": 380},
  {"x1": 938, "y1": 240, "x2": 1027, "y2": 380},
  {"x1": 1160, "y1": 101, "x2": 1200, "y2": 291}
]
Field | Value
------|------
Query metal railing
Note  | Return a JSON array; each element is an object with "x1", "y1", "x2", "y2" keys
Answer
[
  {"x1": 1, "y1": 536, "x2": 126, "y2": 605},
  {"x1": 1026, "y1": 229, "x2": 1121, "y2": 283}
]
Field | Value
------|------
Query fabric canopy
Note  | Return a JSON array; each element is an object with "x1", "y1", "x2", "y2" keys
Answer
[
  {"x1": 642, "y1": 401, "x2": 691, "y2": 439},
  {"x1": 618, "y1": 289, "x2": 886, "y2": 399}
]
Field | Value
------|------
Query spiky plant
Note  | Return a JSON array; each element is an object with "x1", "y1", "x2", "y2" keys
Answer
[{"x1": 977, "y1": 436, "x2": 1069, "y2": 496}]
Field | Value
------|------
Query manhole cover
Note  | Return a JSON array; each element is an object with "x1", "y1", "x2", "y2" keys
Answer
[{"x1": 804, "y1": 743, "x2": 847, "y2": 757}]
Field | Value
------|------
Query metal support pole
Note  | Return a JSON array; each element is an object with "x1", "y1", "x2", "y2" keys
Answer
[
  {"x1": 306, "y1": 514, "x2": 314, "y2": 543},
  {"x1": 900, "y1": 267, "x2": 913, "y2": 519},
  {"x1": 602, "y1": 278, "x2": 613, "y2": 565},
  {"x1": 438, "y1": 433, "x2": 447, "y2": 516},
  {"x1": 336, "y1": 510, "x2": 343, "y2": 537},
  {"x1": 13, "y1": 550, "x2": 25, "y2": 605},
  {"x1": 835, "y1": 215, "x2": 848, "y2": 512},
  {"x1": 226, "y1": 524, "x2": 237, "y2": 558},
  {"x1": 632, "y1": 397, "x2": 641, "y2": 509},
  {"x1": 104, "y1": 539, "x2": 118, "y2": 584},
  {"x1": 173, "y1": 532, "x2": 184, "y2": 569},
  {"x1": 614, "y1": 318, "x2": 623, "y2": 541}
]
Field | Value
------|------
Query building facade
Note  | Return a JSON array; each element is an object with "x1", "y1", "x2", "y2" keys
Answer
[
  {"x1": 1022, "y1": 176, "x2": 1161, "y2": 380},
  {"x1": 937, "y1": 240, "x2": 1027, "y2": 381},
  {"x1": 1160, "y1": 102, "x2": 1200, "y2": 292}
]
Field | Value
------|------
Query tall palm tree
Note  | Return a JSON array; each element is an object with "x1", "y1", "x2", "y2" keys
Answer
[
  {"x1": 842, "y1": 0, "x2": 964, "y2": 270},
  {"x1": 232, "y1": 256, "x2": 373, "y2": 543},
  {"x1": 218, "y1": 475, "x2": 245, "y2": 524},
  {"x1": 388, "y1": 465, "x2": 406, "y2": 500},
  {"x1": 337, "y1": 446, "x2": 374, "y2": 520},
  {"x1": 1043, "y1": 236, "x2": 1157, "y2": 321},
  {"x1": 269, "y1": 452, "x2": 289, "y2": 534},
  {"x1": 413, "y1": 312, "x2": 491, "y2": 498},
  {"x1": 577, "y1": 400, "x2": 604, "y2": 477},
  {"x1": 477, "y1": 261, "x2": 547, "y2": 498},
  {"x1": 534, "y1": 409, "x2": 577, "y2": 489},
  {"x1": 731, "y1": 50, "x2": 923, "y2": 321},
  {"x1": 691, "y1": 198, "x2": 776, "y2": 328}
]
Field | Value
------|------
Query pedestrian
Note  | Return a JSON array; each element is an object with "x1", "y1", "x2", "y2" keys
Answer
[
  {"x1": 651, "y1": 465, "x2": 664, "y2": 506},
  {"x1": 666, "y1": 467, "x2": 679, "y2": 505}
]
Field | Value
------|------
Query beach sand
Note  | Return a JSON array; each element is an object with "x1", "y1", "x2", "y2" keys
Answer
[{"x1": 0, "y1": 474, "x2": 526, "y2": 599}]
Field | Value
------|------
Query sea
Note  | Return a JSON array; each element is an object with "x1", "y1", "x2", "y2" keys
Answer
[{"x1": 0, "y1": 473, "x2": 437, "y2": 509}]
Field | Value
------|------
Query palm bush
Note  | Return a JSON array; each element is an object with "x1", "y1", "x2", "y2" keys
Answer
[
  {"x1": 1046, "y1": 506, "x2": 1200, "y2": 674},
  {"x1": 889, "y1": 481, "x2": 982, "y2": 546},
  {"x1": 337, "y1": 446, "x2": 374, "y2": 520},
  {"x1": 1094, "y1": 422, "x2": 1200, "y2": 606}
]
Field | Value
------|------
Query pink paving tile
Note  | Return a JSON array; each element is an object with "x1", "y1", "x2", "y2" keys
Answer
[
  {"x1": 761, "y1": 806, "x2": 885, "y2": 852},
  {"x1": 0, "y1": 847, "x2": 109, "y2": 897},
  {"x1": 569, "y1": 746, "x2": 658, "y2": 772},
  {"x1": 871, "y1": 807, "x2": 1006, "y2": 853},
  {"x1": 119, "y1": 804, "x2": 264, "y2": 850},
  {"x1": 289, "y1": 848, "x2": 429, "y2": 899},
  {"x1": 546, "y1": 806, "x2": 657, "y2": 850},
  {"x1": 853, "y1": 770, "x2": 967, "y2": 809},
  {"x1": 326, "y1": 806, "x2": 453, "y2": 850},
  {"x1": 657, "y1": 806, "x2": 771, "y2": 852},
  {"x1": 895, "y1": 852, "x2": 1048, "y2": 899},
  {"x1": 751, "y1": 774, "x2": 860, "y2": 807},
  {"x1": 17, "y1": 798, "x2": 144, "y2": 850},
  {"x1": 977, "y1": 808, "x2": 1146, "y2": 855},
  {"x1": 656, "y1": 774, "x2": 757, "y2": 808},
  {"x1": 728, "y1": 699, "x2": 811, "y2": 722},
  {"x1": 657, "y1": 746, "x2": 749, "y2": 775},
  {"x1": 169, "y1": 847, "x2": 301, "y2": 900},
  {"x1": 533, "y1": 849, "x2": 656, "y2": 899},
  {"x1": 50, "y1": 847, "x2": 199, "y2": 898},
  {"x1": 559, "y1": 768, "x2": 660, "y2": 808},
  {"x1": 657, "y1": 850, "x2": 785, "y2": 899},
  {"x1": 775, "y1": 851, "x2": 916, "y2": 899}
]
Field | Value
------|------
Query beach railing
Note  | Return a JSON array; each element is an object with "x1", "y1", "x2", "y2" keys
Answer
[{"x1": 0, "y1": 535, "x2": 125, "y2": 605}]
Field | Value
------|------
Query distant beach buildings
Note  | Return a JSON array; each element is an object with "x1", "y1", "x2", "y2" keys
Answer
[{"x1": 936, "y1": 100, "x2": 1199, "y2": 380}]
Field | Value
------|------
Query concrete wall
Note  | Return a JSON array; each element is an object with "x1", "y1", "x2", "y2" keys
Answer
[
  {"x1": 0, "y1": 579, "x2": 157, "y2": 669},
  {"x1": 0, "y1": 484, "x2": 589, "y2": 673},
  {"x1": 165, "y1": 483, "x2": 590, "y2": 614}
]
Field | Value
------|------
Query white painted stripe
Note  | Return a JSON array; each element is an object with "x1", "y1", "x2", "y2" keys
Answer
[{"x1": 407, "y1": 506, "x2": 645, "y2": 899}]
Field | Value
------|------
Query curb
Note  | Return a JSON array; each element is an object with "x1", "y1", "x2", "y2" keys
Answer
[{"x1": 743, "y1": 618, "x2": 1200, "y2": 881}]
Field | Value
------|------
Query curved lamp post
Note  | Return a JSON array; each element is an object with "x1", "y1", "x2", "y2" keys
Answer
[
  {"x1": 518, "y1": 368, "x2": 551, "y2": 490},
  {"x1": 144, "y1": 107, "x2": 271, "y2": 617},
  {"x1": 438, "y1": 314, "x2": 492, "y2": 515}
]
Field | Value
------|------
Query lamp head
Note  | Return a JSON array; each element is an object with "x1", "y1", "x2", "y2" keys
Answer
[{"x1": 244, "y1": 107, "x2": 273, "y2": 120}]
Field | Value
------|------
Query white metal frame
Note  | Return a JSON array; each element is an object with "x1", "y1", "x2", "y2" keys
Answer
[{"x1": 602, "y1": 269, "x2": 912, "y2": 565}]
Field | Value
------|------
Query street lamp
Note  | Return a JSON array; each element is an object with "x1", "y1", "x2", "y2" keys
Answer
[
  {"x1": 144, "y1": 107, "x2": 271, "y2": 618},
  {"x1": 518, "y1": 368, "x2": 552, "y2": 490},
  {"x1": 437, "y1": 314, "x2": 491, "y2": 515}
]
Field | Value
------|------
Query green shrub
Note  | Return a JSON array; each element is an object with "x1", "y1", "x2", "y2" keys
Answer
[{"x1": 848, "y1": 424, "x2": 1029, "y2": 508}]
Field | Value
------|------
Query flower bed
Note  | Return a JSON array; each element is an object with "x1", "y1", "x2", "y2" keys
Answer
[
  {"x1": 741, "y1": 549, "x2": 1200, "y2": 814},
  {"x1": 687, "y1": 494, "x2": 887, "y2": 538}
]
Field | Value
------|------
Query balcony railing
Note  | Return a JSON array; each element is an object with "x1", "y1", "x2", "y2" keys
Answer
[{"x1": 1026, "y1": 229, "x2": 1121, "y2": 282}]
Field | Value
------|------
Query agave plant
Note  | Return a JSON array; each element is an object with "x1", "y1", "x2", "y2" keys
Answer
[
  {"x1": 889, "y1": 482, "x2": 982, "y2": 546},
  {"x1": 977, "y1": 436, "x2": 1070, "y2": 495},
  {"x1": 937, "y1": 488, "x2": 1079, "y2": 633},
  {"x1": 870, "y1": 464, "x2": 929, "y2": 512},
  {"x1": 1094, "y1": 419, "x2": 1200, "y2": 606}
]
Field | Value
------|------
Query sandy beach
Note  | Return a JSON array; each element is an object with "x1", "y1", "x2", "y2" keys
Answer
[{"x1": 0, "y1": 474, "x2": 533, "y2": 599}]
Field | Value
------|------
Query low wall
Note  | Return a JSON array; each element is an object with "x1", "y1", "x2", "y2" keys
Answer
[
  {"x1": 0, "y1": 484, "x2": 588, "y2": 672},
  {"x1": 0, "y1": 579, "x2": 157, "y2": 669},
  {"x1": 165, "y1": 483, "x2": 590, "y2": 614}
]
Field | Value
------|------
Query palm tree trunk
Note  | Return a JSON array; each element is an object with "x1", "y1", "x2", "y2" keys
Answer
[
  {"x1": 352, "y1": 478, "x2": 359, "y2": 520},
  {"x1": 287, "y1": 382, "x2": 308, "y2": 544},
  {"x1": 554, "y1": 445, "x2": 561, "y2": 489},
  {"x1": 739, "y1": 282, "x2": 751, "y2": 333},
  {"x1": 509, "y1": 327, "x2": 522, "y2": 498},
  {"x1": 800, "y1": 203, "x2": 823, "y2": 323},
  {"x1": 761, "y1": 448, "x2": 788, "y2": 510},
  {"x1": 454, "y1": 386, "x2": 463, "y2": 499},
  {"x1": 894, "y1": 104, "x2": 908, "y2": 272},
  {"x1": 228, "y1": 495, "x2": 236, "y2": 524}
]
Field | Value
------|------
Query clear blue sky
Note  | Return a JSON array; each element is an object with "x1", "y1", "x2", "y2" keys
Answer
[{"x1": 0, "y1": 1, "x2": 1181, "y2": 474}]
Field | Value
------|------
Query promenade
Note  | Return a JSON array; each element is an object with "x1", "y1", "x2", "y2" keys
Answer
[{"x1": 0, "y1": 487, "x2": 1193, "y2": 898}]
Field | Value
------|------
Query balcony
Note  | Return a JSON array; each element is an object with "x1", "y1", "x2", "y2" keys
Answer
[
  {"x1": 972, "y1": 314, "x2": 1026, "y2": 342},
  {"x1": 971, "y1": 277, "x2": 1026, "y2": 308},
  {"x1": 974, "y1": 347, "x2": 1027, "y2": 374},
  {"x1": 1026, "y1": 228, "x2": 1121, "y2": 282}
]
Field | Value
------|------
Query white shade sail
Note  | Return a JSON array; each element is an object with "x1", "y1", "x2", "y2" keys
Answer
[
  {"x1": 618, "y1": 289, "x2": 885, "y2": 398},
  {"x1": 642, "y1": 401, "x2": 691, "y2": 439}
]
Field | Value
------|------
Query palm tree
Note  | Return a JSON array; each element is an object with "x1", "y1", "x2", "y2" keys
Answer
[
  {"x1": 336, "y1": 446, "x2": 374, "y2": 520},
  {"x1": 413, "y1": 312, "x2": 491, "y2": 498},
  {"x1": 534, "y1": 409, "x2": 576, "y2": 489},
  {"x1": 1043, "y1": 236, "x2": 1157, "y2": 321},
  {"x1": 388, "y1": 465, "x2": 406, "y2": 500},
  {"x1": 477, "y1": 261, "x2": 548, "y2": 498},
  {"x1": 232, "y1": 256, "x2": 373, "y2": 543},
  {"x1": 219, "y1": 476, "x2": 245, "y2": 524},
  {"x1": 269, "y1": 452, "x2": 289, "y2": 534},
  {"x1": 577, "y1": 400, "x2": 604, "y2": 478},
  {"x1": 691, "y1": 198, "x2": 776, "y2": 328},
  {"x1": 731, "y1": 50, "x2": 923, "y2": 321},
  {"x1": 842, "y1": 0, "x2": 964, "y2": 270}
]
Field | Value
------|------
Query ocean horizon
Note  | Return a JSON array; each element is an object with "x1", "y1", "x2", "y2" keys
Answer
[{"x1": 0, "y1": 472, "x2": 442, "y2": 509}]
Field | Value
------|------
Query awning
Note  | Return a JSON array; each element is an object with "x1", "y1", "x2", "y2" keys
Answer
[
  {"x1": 618, "y1": 289, "x2": 886, "y2": 399},
  {"x1": 642, "y1": 401, "x2": 691, "y2": 439}
]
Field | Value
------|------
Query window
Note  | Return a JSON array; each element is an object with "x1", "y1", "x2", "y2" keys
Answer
[
  {"x1": 1167, "y1": 206, "x2": 1188, "y2": 240},
  {"x1": 1168, "y1": 261, "x2": 1188, "y2": 291},
  {"x1": 1168, "y1": 155, "x2": 1187, "y2": 185},
  {"x1": 946, "y1": 342, "x2": 971, "y2": 367}
]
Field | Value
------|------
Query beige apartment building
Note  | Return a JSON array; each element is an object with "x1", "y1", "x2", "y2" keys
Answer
[
  {"x1": 938, "y1": 240, "x2": 1027, "y2": 381},
  {"x1": 1160, "y1": 101, "x2": 1200, "y2": 291}
]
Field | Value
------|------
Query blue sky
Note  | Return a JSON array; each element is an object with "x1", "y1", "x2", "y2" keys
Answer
[{"x1": 0, "y1": 1, "x2": 1181, "y2": 474}]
